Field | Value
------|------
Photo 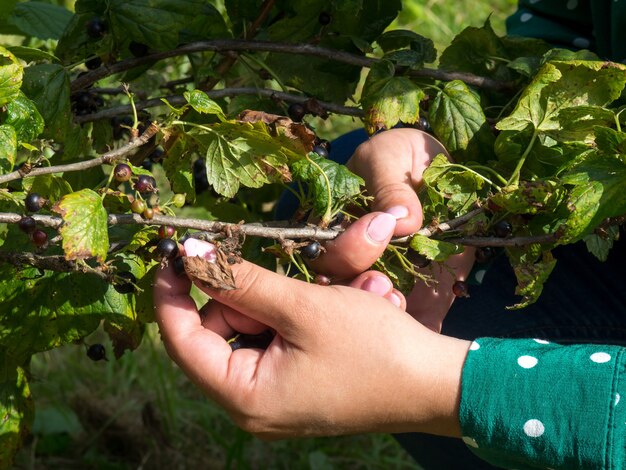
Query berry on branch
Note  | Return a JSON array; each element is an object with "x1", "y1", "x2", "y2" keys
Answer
[{"x1": 87, "y1": 343, "x2": 107, "y2": 361}]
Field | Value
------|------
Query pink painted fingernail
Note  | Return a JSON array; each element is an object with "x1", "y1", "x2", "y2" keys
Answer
[
  {"x1": 388, "y1": 292, "x2": 403, "y2": 308},
  {"x1": 366, "y1": 213, "x2": 396, "y2": 243},
  {"x1": 183, "y1": 238, "x2": 217, "y2": 262},
  {"x1": 362, "y1": 275, "x2": 393, "y2": 295},
  {"x1": 386, "y1": 205, "x2": 409, "y2": 220}
]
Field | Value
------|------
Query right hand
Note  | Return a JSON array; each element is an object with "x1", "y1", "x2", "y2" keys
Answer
[{"x1": 310, "y1": 128, "x2": 476, "y2": 332}]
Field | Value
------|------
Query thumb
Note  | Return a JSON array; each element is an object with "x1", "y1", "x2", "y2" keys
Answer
[
  {"x1": 347, "y1": 128, "x2": 449, "y2": 236},
  {"x1": 183, "y1": 238, "x2": 319, "y2": 336}
]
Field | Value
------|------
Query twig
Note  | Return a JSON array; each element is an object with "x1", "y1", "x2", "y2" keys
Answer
[
  {"x1": 74, "y1": 88, "x2": 363, "y2": 124},
  {"x1": 0, "y1": 123, "x2": 159, "y2": 186},
  {"x1": 70, "y1": 39, "x2": 516, "y2": 93},
  {"x1": 0, "y1": 251, "x2": 109, "y2": 280},
  {"x1": 392, "y1": 207, "x2": 485, "y2": 243},
  {"x1": 446, "y1": 233, "x2": 558, "y2": 247},
  {"x1": 200, "y1": 0, "x2": 276, "y2": 91}
]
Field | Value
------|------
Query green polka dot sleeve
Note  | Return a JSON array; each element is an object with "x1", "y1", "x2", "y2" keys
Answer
[{"x1": 459, "y1": 338, "x2": 626, "y2": 469}]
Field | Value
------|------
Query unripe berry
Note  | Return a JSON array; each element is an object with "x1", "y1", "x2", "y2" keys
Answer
[
  {"x1": 113, "y1": 163, "x2": 132, "y2": 182},
  {"x1": 142, "y1": 207, "x2": 154, "y2": 220},
  {"x1": 158, "y1": 225, "x2": 175, "y2": 239},
  {"x1": 172, "y1": 193, "x2": 186, "y2": 208},
  {"x1": 31, "y1": 229, "x2": 48, "y2": 247},
  {"x1": 452, "y1": 280, "x2": 470, "y2": 298},
  {"x1": 130, "y1": 199, "x2": 146, "y2": 214},
  {"x1": 315, "y1": 274, "x2": 331, "y2": 286}
]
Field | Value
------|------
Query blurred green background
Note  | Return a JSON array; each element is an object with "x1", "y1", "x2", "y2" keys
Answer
[{"x1": 14, "y1": 1, "x2": 517, "y2": 469}]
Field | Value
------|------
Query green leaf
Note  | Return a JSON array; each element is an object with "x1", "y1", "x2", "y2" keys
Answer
[
  {"x1": 497, "y1": 61, "x2": 626, "y2": 134},
  {"x1": 0, "y1": 361, "x2": 34, "y2": 470},
  {"x1": 0, "y1": 125, "x2": 17, "y2": 175},
  {"x1": 28, "y1": 174, "x2": 73, "y2": 203},
  {"x1": 409, "y1": 234, "x2": 464, "y2": 262},
  {"x1": 8, "y1": 2, "x2": 72, "y2": 40},
  {"x1": 188, "y1": 125, "x2": 279, "y2": 198},
  {"x1": 291, "y1": 154, "x2": 364, "y2": 219},
  {"x1": 108, "y1": 0, "x2": 206, "y2": 51},
  {"x1": 559, "y1": 152, "x2": 626, "y2": 242},
  {"x1": 52, "y1": 189, "x2": 109, "y2": 263},
  {"x1": 507, "y1": 249, "x2": 556, "y2": 309},
  {"x1": 162, "y1": 133, "x2": 195, "y2": 202},
  {"x1": 0, "y1": 46, "x2": 23, "y2": 107},
  {"x1": 0, "y1": 0, "x2": 18, "y2": 19},
  {"x1": 22, "y1": 64, "x2": 71, "y2": 142},
  {"x1": 422, "y1": 154, "x2": 485, "y2": 214},
  {"x1": 361, "y1": 61, "x2": 424, "y2": 134},
  {"x1": 429, "y1": 80, "x2": 494, "y2": 163},
  {"x1": 6, "y1": 46, "x2": 60, "y2": 63},
  {"x1": 0, "y1": 265, "x2": 135, "y2": 362},
  {"x1": 490, "y1": 181, "x2": 565, "y2": 215},
  {"x1": 4, "y1": 91, "x2": 44, "y2": 143},
  {"x1": 583, "y1": 225, "x2": 619, "y2": 262},
  {"x1": 184, "y1": 90, "x2": 226, "y2": 120},
  {"x1": 439, "y1": 19, "x2": 512, "y2": 80},
  {"x1": 179, "y1": 3, "x2": 230, "y2": 42}
]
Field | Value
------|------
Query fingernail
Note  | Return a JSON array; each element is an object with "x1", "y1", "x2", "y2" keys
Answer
[
  {"x1": 362, "y1": 275, "x2": 393, "y2": 295},
  {"x1": 386, "y1": 205, "x2": 409, "y2": 220},
  {"x1": 183, "y1": 238, "x2": 217, "y2": 262},
  {"x1": 366, "y1": 213, "x2": 396, "y2": 242},
  {"x1": 388, "y1": 292, "x2": 402, "y2": 308}
]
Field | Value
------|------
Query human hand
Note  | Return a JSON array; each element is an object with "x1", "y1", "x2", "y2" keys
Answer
[
  {"x1": 154, "y1": 238, "x2": 470, "y2": 439},
  {"x1": 312, "y1": 128, "x2": 476, "y2": 332}
]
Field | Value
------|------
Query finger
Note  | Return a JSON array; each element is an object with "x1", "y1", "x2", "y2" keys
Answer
[
  {"x1": 348, "y1": 270, "x2": 406, "y2": 310},
  {"x1": 184, "y1": 238, "x2": 320, "y2": 336},
  {"x1": 200, "y1": 300, "x2": 269, "y2": 336},
  {"x1": 348, "y1": 128, "x2": 449, "y2": 236},
  {"x1": 310, "y1": 212, "x2": 396, "y2": 279},
  {"x1": 153, "y1": 262, "x2": 232, "y2": 393}
]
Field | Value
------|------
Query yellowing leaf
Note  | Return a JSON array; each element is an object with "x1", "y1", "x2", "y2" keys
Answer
[{"x1": 52, "y1": 189, "x2": 109, "y2": 263}]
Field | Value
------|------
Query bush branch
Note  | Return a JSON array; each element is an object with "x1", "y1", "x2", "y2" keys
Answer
[
  {"x1": 75, "y1": 88, "x2": 363, "y2": 124},
  {"x1": 0, "y1": 123, "x2": 159, "y2": 186},
  {"x1": 71, "y1": 39, "x2": 516, "y2": 93},
  {"x1": 0, "y1": 251, "x2": 109, "y2": 280}
]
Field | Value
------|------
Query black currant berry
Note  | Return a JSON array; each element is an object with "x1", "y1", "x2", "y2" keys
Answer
[
  {"x1": 25, "y1": 193, "x2": 45, "y2": 213},
  {"x1": 419, "y1": 116, "x2": 433, "y2": 133},
  {"x1": 134, "y1": 175, "x2": 156, "y2": 193},
  {"x1": 193, "y1": 159, "x2": 210, "y2": 194},
  {"x1": 407, "y1": 250, "x2": 431, "y2": 269},
  {"x1": 172, "y1": 256, "x2": 186, "y2": 276},
  {"x1": 114, "y1": 163, "x2": 132, "y2": 182},
  {"x1": 130, "y1": 199, "x2": 146, "y2": 214},
  {"x1": 493, "y1": 220, "x2": 513, "y2": 238},
  {"x1": 159, "y1": 225, "x2": 175, "y2": 239},
  {"x1": 156, "y1": 238, "x2": 179, "y2": 260},
  {"x1": 315, "y1": 138, "x2": 331, "y2": 153},
  {"x1": 287, "y1": 103, "x2": 306, "y2": 122},
  {"x1": 85, "y1": 56, "x2": 102, "y2": 70},
  {"x1": 229, "y1": 330, "x2": 274, "y2": 351},
  {"x1": 148, "y1": 147, "x2": 164, "y2": 163},
  {"x1": 318, "y1": 11, "x2": 332, "y2": 25},
  {"x1": 312, "y1": 145, "x2": 329, "y2": 158},
  {"x1": 452, "y1": 280, "x2": 470, "y2": 298},
  {"x1": 31, "y1": 229, "x2": 48, "y2": 247},
  {"x1": 475, "y1": 246, "x2": 495, "y2": 264},
  {"x1": 86, "y1": 17, "x2": 107, "y2": 39},
  {"x1": 129, "y1": 41, "x2": 149, "y2": 57},
  {"x1": 18, "y1": 216, "x2": 36, "y2": 234},
  {"x1": 114, "y1": 271, "x2": 137, "y2": 294},
  {"x1": 301, "y1": 241, "x2": 321, "y2": 260},
  {"x1": 87, "y1": 343, "x2": 107, "y2": 361}
]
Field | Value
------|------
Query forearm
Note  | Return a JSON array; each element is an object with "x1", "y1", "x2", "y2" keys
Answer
[{"x1": 460, "y1": 337, "x2": 626, "y2": 469}]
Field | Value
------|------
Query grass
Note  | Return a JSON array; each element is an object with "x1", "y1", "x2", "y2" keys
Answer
[{"x1": 13, "y1": 1, "x2": 517, "y2": 469}]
